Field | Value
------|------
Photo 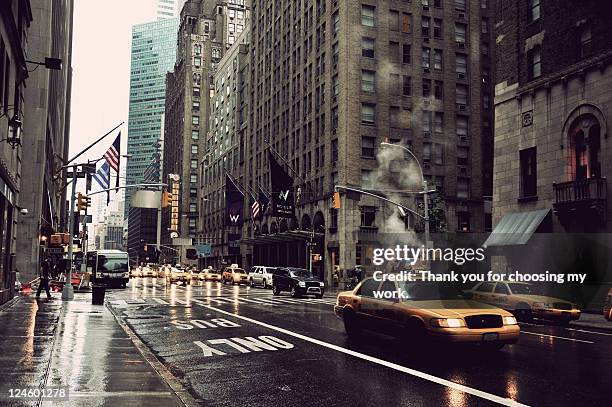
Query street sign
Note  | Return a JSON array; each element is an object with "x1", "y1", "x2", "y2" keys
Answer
[{"x1": 47, "y1": 247, "x2": 63, "y2": 254}]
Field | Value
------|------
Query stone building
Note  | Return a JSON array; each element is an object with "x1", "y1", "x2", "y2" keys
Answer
[
  {"x1": 489, "y1": 0, "x2": 612, "y2": 309},
  {"x1": 163, "y1": 0, "x2": 248, "y2": 243},
  {"x1": 0, "y1": 0, "x2": 32, "y2": 304},
  {"x1": 240, "y1": 0, "x2": 495, "y2": 283}
]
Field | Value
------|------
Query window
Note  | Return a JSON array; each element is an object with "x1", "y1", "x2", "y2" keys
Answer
[
  {"x1": 189, "y1": 203, "x2": 197, "y2": 213},
  {"x1": 191, "y1": 159, "x2": 198, "y2": 169},
  {"x1": 361, "y1": 103, "x2": 375, "y2": 125},
  {"x1": 402, "y1": 76, "x2": 411, "y2": 96},
  {"x1": 520, "y1": 147, "x2": 537, "y2": 198},
  {"x1": 402, "y1": 44, "x2": 411, "y2": 64},
  {"x1": 433, "y1": 144, "x2": 444, "y2": 165},
  {"x1": 332, "y1": 106, "x2": 339, "y2": 130},
  {"x1": 389, "y1": 41, "x2": 400, "y2": 63},
  {"x1": 193, "y1": 100, "x2": 200, "y2": 111},
  {"x1": 495, "y1": 283, "x2": 510, "y2": 295},
  {"x1": 457, "y1": 146, "x2": 469, "y2": 165},
  {"x1": 457, "y1": 211, "x2": 470, "y2": 231},
  {"x1": 357, "y1": 278, "x2": 380, "y2": 297},
  {"x1": 361, "y1": 5, "x2": 376, "y2": 27},
  {"x1": 389, "y1": 106, "x2": 400, "y2": 126},
  {"x1": 389, "y1": 10, "x2": 399, "y2": 31},
  {"x1": 434, "y1": 112, "x2": 443, "y2": 133},
  {"x1": 456, "y1": 116, "x2": 468, "y2": 139},
  {"x1": 422, "y1": 47, "x2": 431, "y2": 68},
  {"x1": 434, "y1": 0, "x2": 443, "y2": 7},
  {"x1": 580, "y1": 26, "x2": 592, "y2": 58},
  {"x1": 433, "y1": 49, "x2": 443, "y2": 70},
  {"x1": 456, "y1": 84, "x2": 468, "y2": 106},
  {"x1": 333, "y1": 11, "x2": 340, "y2": 32},
  {"x1": 423, "y1": 111, "x2": 431, "y2": 134},
  {"x1": 530, "y1": 0, "x2": 540, "y2": 22},
  {"x1": 361, "y1": 70, "x2": 376, "y2": 92},
  {"x1": 476, "y1": 282, "x2": 495, "y2": 293},
  {"x1": 192, "y1": 130, "x2": 199, "y2": 140},
  {"x1": 361, "y1": 170, "x2": 373, "y2": 189},
  {"x1": 481, "y1": 18, "x2": 488, "y2": 34},
  {"x1": 457, "y1": 177, "x2": 469, "y2": 199},
  {"x1": 402, "y1": 13, "x2": 412, "y2": 33},
  {"x1": 422, "y1": 17, "x2": 430, "y2": 37},
  {"x1": 190, "y1": 174, "x2": 197, "y2": 184},
  {"x1": 194, "y1": 56, "x2": 201, "y2": 68},
  {"x1": 332, "y1": 139, "x2": 339, "y2": 162},
  {"x1": 362, "y1": 37, "x2": 375, "y2": 58},
  {"x1": 362, "y1": 136, "x2": 376, "y2": 158},
  {"x1": 423, "y1": 142, "x2": 432, "y2": 162},
  {"x1": 433, "y1": 19, "x2": 442, "y2": 39},
  {"x1": 192, "y1": 116, "x2": 200, "y2": 125},
  {"x1": 360, "y1": 206, "x2": 376, "y2": 227},
  {"x1": 481, "y1": 0, "x2": 488, "y2": 8},
  {"x1": 191, "y1": 144, "x2": 199, "y2": 154},
  {"x1": 455, "y1": 53, "x2": 467, "y2": 75},
  {"x1": 434, "y1": 81, "x2": 443, "y2": 100},
  {"x1": 423, "y1": 79, "x2": 431, "y2": 98},
  {"x1": 455, "y1": 0, "x2": 466, "y2": 11},
  {"x1": 455, "y1": 23, "x2": 466, "y2": 44},
  {"x1": 529, "y1": 47, "x2": 541, "y2": 79}
]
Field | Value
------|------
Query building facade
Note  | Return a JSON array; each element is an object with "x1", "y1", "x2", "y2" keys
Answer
[
  {"x1": 240, "y1": 0, "x2": 495, "y2": 283},
  {"x1": 0, "y1": 0, "x2": 33, "y2": 304},
  {"x1": 16, "y1": 0, "x2": 73, "y2": 286},
  {"x1": 491, "y1": 0, "x2": 612, "y2": 310},
  {"x1": 127, "y1": 206, "x2": 157, "y2": 265},
  {"x1": 163, "y1": 0, "x2": 248, "y2": 243},
  {"x1": 158, "y1": 0, "x2": 188, "y2": 20},
  {"x1": 199, "y1": 24, "x2": 249, "y2": 267},
  {"x1": 125, "y1": 17, "x2": 180, "y2": 221}
]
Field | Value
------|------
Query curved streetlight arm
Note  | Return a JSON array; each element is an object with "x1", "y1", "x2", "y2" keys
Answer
[
  {"x1": 334, "y1": 185, "x2": 426, "y2": 220},
  {"x1": 87, "y1": 183, "x2": 167, "y2": 196},
  {"x1": 380, "y1": 142, "x2": 425, "y2": 184}
]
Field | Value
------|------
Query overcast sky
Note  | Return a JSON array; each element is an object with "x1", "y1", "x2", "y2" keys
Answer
[
  {"x1": 69, "y1": 0, "x2": 156, "y2": 163},
  {"x1": 69, "y1": 1, "x2": 156, "y2": 213}
]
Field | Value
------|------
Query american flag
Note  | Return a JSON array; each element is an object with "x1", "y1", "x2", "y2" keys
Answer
[
  {"x1": 251, "y1": 196, "x2": 260, "y2": 221},
  {"x1": 104, "y1": 132, "x2": 121, "y2": 172}
]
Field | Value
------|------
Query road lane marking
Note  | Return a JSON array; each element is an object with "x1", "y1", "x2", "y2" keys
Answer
[
  {"x1": 199, "y1": 304, "x2": 528, "y2": 407},
  {"x1": 520, "y1": 331, "x2": 594, "y2": 344},
  {"x1": 564, "y1": 328, "x2": 612, "y2": 336},
  {"x1": 152, "y1": 298, "x2": 169, "y2": 305}
]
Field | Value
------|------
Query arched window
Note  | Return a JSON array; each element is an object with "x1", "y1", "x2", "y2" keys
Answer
[{"x1": 569, "y1": 115, "x2": 601, "y2": 180}]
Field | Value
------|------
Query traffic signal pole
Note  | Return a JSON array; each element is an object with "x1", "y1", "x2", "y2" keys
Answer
[{"x1": 62, "y1": 170, "x2": 77, "y2": 300}]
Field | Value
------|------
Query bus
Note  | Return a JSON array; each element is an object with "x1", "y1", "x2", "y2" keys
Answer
[{"x1": 87, "y1": 250, "x2": 130, "y2": 288}]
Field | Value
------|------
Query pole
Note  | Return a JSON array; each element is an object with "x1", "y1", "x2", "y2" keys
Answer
[
  {"x1": 62, "y1": 170, "x2": 77, "y2": 300},
  {"x1": 308, "y1": 228, "x2": 313, "y2": 276},
  {"x1": 423, "y1": 180, "x2": 430, "y2": 248},
  {"x1": 64, "y1": 122, "x2": 123, "y2": 166}
]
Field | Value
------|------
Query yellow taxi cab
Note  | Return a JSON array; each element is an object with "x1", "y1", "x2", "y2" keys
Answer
[
  {"x1": 335, "y1": 277, "x2": 520, "y2": 350},
  {"x1": 465, "y1": 281, "x2": 581, "y2": 324},
  {"x1": 604, "y1": 288, "x2": 612, "y2": 321},
  {"x1": 205, "y1": 268, "x2": 223, "y2": 282}
]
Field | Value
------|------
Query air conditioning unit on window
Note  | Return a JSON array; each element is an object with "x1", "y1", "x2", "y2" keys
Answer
[
  {"x1": 459, "y1": 166, "x2": 468, "y2": 175},
  {"x1": 458, "y1": 13, "x2": 465, "y2": 20},
  {"x1": 457, "y1": 72, "x2": 466, "y2": 79},
  {"x1": 423, "y1": 67, "x2": 430, "y2": 73},
  {"x1": 457, "y1": 104, "x2": 467, "y2": 111},
  {"x1": 423, "y1": 131, "x2": 431, "y2": 137},
  {"x1": 459, "y1": 136, "x2": 468, "y2": 143},
  {"x1": 423, "y1": 99, "x2": 431, "y2": 105},
  {"x1": 457, "y1": 42, "x2": 465, "y2": 49}
]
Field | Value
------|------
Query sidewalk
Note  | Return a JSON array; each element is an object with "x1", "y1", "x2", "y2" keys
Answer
[
  {"x1": 570, "y1": 312, "x2": 612, "y2": 331},
  {"x1": 0, "y1": 292, "x2": 187, "y2": 406}
]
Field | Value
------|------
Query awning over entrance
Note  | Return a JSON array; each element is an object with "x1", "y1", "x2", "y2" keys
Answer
[
  {"x1": 241, "y1": 230, "x2": 324, "y2": 245},
  {"x1": 483, "y1": 209, "x2": 551, "y2": 247}
]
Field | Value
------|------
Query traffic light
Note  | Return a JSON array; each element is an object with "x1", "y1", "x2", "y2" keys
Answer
[
  {"x1": 76, "y1": 193, "x2": 91, "y2": 211},
  {"x1": 332, "y1": 192, "x2": 341, "y2": 209},
  {"x1": 162, "y1": 191, "x2": 172, "y2": 208}
]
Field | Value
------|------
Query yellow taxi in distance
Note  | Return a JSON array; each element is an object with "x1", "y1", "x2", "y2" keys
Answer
[
  {"x1": 465, "y1": 281, "x2": 581, "y2": 324},
  {"x1": 604, "y1": 288, "x2": 612, "y2": 321},
  {"x1": 334, "y1": 277, "x2": 520, "y2": 350}
]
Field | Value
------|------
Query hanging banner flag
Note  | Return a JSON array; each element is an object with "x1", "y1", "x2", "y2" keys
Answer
[
  {"x1": 225, "y1": 174, "x2": 244, "y2": 227},
  {"x1": 268, "y1": 151, "x2": 295, "y2": 218},
  {"x1": 258, "y1": 187, "x2": 270, "y2": 219}
]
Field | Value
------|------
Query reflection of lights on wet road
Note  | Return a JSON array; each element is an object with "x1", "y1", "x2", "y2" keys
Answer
[
  {"x1": 169, "y1": 284, "x2": 177, "y2": 306},
  {"x1": 505, "y1": 373, "x2": 519, "y2": 401},
  {"x1": 443, "y1": 374, "x2": 468, "y2": 407}
]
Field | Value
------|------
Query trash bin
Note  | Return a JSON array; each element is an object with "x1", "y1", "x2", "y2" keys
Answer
[{"x1": 92, "y1": 284, "x2": 106, "y2": 305}]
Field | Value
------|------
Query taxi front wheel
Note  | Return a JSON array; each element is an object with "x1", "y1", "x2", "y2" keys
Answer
[{"x1": 343, "y1": 309, "x2": 361, "y2": 337}]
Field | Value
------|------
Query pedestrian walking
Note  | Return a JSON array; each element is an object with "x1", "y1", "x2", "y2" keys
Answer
[{"x1": 36, "y1": 260, "x2": 52, "y2": 300}]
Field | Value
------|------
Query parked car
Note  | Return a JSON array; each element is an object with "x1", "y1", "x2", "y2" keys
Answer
[
  {"x1": 464, "y1": 281, "x2": 581, "y2": 324},
  {"x1": 222, "y1": 266, "x2": 248, "y2": 285},
  {"x1": 604, "y1": 288, "x2": 612, "y2": 321},
  {"x1": 205, "y1": 268, "x2": 222, "y2": 282},
  {"x1": 248, "y1": 266, "x2": 275, "y2": 288},
  {"x1": 335, "y1": 277, "x2": 520, "y2": 350},
  {"x1": 272, "y1": 267, "x2": 324, "y2": 298},
  {"x1": 167, "y1": 265, "x2": 192, "y2": 285}
]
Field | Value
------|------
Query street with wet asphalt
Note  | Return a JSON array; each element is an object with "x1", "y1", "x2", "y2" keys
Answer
[{"x1": 104, "y1": 277, "x2": 612, "y2": 407}]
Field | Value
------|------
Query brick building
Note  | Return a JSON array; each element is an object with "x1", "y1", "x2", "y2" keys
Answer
[
  {"x1": 239, "y1": 0, "x2": 495, "y2": 283},
  {"x1": 489, "y1": 0, "x2": 612, "y2": 309}
]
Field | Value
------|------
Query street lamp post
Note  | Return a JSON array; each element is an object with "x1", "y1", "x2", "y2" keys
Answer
[{"x1": 380, "y1": 142, "x2": 435, "y2": 247}]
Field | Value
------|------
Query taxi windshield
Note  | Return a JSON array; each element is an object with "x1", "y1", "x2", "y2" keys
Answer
[
  {"x1": 400, "y1": 281, "x2": 464, "y2": 301},
  {"x1": 233, "y1": 269, "x2": 245, "y2": 274},
  {"x1": 508, "y1": 283, "x2": 544, "y2": 295}
]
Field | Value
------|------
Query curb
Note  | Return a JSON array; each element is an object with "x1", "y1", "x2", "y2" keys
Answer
[
  {"x1": 569, "y1": 321, "x2": 612, "y2": 332},
  {"x1": 106, "y1": 303, "x2": 201, "y2": 407},
  {"x1": 0, "y1": 295, "x2": 22, "y2": 313}
]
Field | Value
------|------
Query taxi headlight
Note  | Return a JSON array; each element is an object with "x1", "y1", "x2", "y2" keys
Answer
[
  {"x1": 319, "y1": 282, "x2": 324, "y2": 287},
  {"x1": 298, "y1": 281, "x2": 306, "y2": 287},
  {"x1": 503, "y1": 316, "x2": 518, "y2": 325},
  {"x1": 430, "y1": 318, "x2": 465, "y2": 328}
]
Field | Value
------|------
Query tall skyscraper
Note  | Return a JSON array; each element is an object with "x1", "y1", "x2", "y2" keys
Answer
[
  {"x1": 124, "y1": 17, "x2": 180, "y2": 221},
  {"x1": 157, "y1": 0, "x2": 188, "y2": 20}
]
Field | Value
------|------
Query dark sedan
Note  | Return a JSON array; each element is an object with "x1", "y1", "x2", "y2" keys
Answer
[{"x1": 272, "y1": 267, "x2": 325, "y2": 298}]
